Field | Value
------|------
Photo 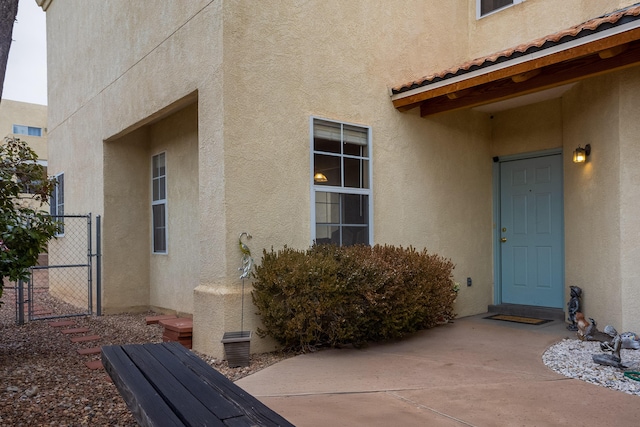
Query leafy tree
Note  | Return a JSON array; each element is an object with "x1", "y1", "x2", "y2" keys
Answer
[
  {"x1": 0, "y1": 136, "x2": 58, "y2": 305},
  {"x1": 0, "y1": 0, "x2": 19, "y2": 102}
]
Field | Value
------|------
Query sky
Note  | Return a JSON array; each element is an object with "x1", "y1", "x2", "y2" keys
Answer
[{"x1": 3, "y1": 0, "x2": 47, "y2": 105}]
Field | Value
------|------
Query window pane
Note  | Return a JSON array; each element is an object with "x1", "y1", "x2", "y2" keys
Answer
[
  {"x1": 343, "y1": 125, "x2": 368, "y2": 156},
  {"x1": 13, "y1": 125, "x2": 27, "y2": 135},
  {"x1": 315, "y1": 191, "x2": 340, "y2": 223},
  {"x1": 314, "y1": 137, "x2": 341, "y2": 154},
  {"x1": 159, "y1": 176, "x2": 166, "y2": 200},
  {"x1": 153, "y1": 179, "x2": 160, "y2": 201},
  {"x1": 314, "y1": 154, "x2": 341, "y2": 186},
  {"x1": 314, "y1": 120, "x2": 342, "y2": 153},
  {"x1": 153, "y1": 204, "x2": 166, "y2": 252},
  {"x1": 315, "y1": 225, "x2": 339, "y2": 245},
  {"x1": 342, "y1": 226, "x2": 368, "y2": 246},
  {"x1": 343, "y1": 141, "x2": 367, "y2": 157},
  {"x1": 342, "y1": 194, "x2": 368, "y2": 225},
  {"x1": 28, "y1": 127, "x2": 42, "y2": 136},
  {"x1": 153, "y1": 153, "x2": 166, "y2": 178},
  {"x1": 51, "y1": 173, "x2": 65, "y2": 235},
  {"x1": 343, "y1": 158, "x2": 369, "y2": 189},
  {"x1": 481, "y1": 0, "x2": 513, "y2": 15},
  {"x1": 50, "y1": 186, "x2": 56, "y2": 216},
  {"x1": 57, "y1": 174, "x2": 64, "y2": 208}
]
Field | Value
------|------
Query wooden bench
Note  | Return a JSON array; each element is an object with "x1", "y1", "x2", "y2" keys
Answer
[{"x1": 101, "y1": 342, "x2": 294, "y2": 427}]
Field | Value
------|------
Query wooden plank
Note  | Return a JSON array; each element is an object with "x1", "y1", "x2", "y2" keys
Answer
[
  {"x1": 123, "y1": 344, "x2": 226, "y2": 427},
  {"x1": 141, "y1": 343, "x2": 244, "y2": 422},
  {"x1": 101, "y1": 346, "x2": 184, "y2": 427},
  {"x1": 162, "y1": 342, "x2": 295, "y2": 427}
]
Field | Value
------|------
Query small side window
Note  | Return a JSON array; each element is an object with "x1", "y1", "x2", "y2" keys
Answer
[
  {"x1": 50, "y1": 172, "x2": 64, "y2": 236},
  {"x1": 13, "y1": 124, "x2": 43, "y2": 137},
  {"x1": 152, "y1": 153, "x2": 167, "y2": 253}
]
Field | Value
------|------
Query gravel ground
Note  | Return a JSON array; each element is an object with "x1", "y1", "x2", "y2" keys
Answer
[
  {"x1": 0, "y1": 289, "x2": 291, "y2": 426},
  {"x1": 3, "y1": 287, "x2": 639, "y2": 425},
  {"x1": 543, "y1": 338, "x2": 640, "y2": 396}
]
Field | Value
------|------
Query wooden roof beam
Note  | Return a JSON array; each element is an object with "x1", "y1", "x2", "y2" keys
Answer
[
  {"x1": 392, "y1": 27, "x2": 640, "y2": 112},
  {"x1": 419, "y1": 40, "x2": 640, "y2": 116}
]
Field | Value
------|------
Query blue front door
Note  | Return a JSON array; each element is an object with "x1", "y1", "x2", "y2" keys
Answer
[{"x1": 500, "y1": 154, "x2": 564, "y2": 308}]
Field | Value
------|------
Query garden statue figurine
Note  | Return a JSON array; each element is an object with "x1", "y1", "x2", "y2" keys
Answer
[
  {"x1": 575, "y1": 313, "x2": 611, "y2": 342},
  {"x1": 601, "y1": 325, "x2": 640, "y2": 350},
  {"x1": 592, "y1": 333, "x2": 627, "y2": 368},
  {"x1": 238, "y1": 232, "x2": 254, "y2": 279},
  {"x1": 566, "y1": 286, "x2": 582, "y2": 331}
]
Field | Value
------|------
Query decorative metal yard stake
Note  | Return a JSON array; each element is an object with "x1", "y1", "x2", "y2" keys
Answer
[{"x1": 238, "y1": 232, "x2": 254, "y2": 332}]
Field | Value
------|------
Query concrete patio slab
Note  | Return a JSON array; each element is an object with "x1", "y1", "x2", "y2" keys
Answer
[{"x1": 237, "y1": 314, "x2": 640, "y2": 426}]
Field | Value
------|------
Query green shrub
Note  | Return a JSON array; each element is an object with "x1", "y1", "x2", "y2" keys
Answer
[{"x1": 252, "y1": 244, "x2": 456, "y2": 352}]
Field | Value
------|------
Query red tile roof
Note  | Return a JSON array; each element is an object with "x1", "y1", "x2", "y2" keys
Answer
[{"x1": 392, "y1": 3, "x2": 640, "y2": 95}]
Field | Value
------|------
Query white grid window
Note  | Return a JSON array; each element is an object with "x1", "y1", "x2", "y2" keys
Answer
[
  {"x1": 152, "y1": 153, "x2": 167, "y2": 253},
  {"x1": 311, "y1": 118, "x2": 372, "y2": 246}
]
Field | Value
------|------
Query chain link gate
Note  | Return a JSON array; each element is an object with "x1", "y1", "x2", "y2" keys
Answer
[{"x1": 13, "y1": 214, "x2": 101, "y2": 324}]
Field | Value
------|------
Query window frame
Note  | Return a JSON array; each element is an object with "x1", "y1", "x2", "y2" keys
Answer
[
  {"x1": 477, "y1": 0, "x2": 523, "y2": 19},
  {"x1": 310, "y1": 116, "x2": 373, "y2": 246},
  {"x1": 151, "y1": 152, "x2": 168, "y2": 254},
  {"x1": 50, "y1": 172, "x2": 64, "y2": 236},
  {"x1": 12, "y1": 124, "x2": 43, "y2": 137}
]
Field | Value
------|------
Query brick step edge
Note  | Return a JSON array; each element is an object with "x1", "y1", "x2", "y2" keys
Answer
[
  {"x1": 77, "y1": 347, "x2": 102, "y2": 355},
  {"x1": 146, "y1": 314, "x2": 178, "y2": 325},
  {"x1": 70, "y1": 335, "x2": 101, "y2": 343}
]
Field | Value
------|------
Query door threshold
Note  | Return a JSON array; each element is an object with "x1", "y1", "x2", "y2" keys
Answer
[{"x1": 488, "y1": 304, "x2": 564, "y2": 321}]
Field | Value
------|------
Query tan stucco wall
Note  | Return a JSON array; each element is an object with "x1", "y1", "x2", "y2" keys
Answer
[
  {"x1": 193, "y1": 1, "x2": 493, "y2": 357},
  {"x1": 44, "y1": 0, "x2": 640, "y2": 359},
  {"x1": 148, "y1": 104, "x2": 200, "y2": 315},
  {"x1": 490, "y1": 98, "x2": 563, "y2": 157},
  {"x1": 102, "y1": 126, "x2": 150, "y2": 313},
  {"x1": 617, "y1": 69, "x2": 640, "y2": 333},
  {"x1": 101, "y1": 103, "x2": 200, "y2": 315},
  {"x1": 563, "y1": 74, "x2": 623, "y2": 330}
]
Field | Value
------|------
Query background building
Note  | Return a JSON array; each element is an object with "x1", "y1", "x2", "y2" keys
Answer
[{"x1": 0, "y1": 99, "x2": 47, "y2": 160}]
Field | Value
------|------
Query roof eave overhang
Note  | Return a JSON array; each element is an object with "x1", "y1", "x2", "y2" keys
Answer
[{"x1": 392, "y1": 20, "x2": 640, "y2": 116}]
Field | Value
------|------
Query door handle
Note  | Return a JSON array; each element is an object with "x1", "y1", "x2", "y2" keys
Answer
[{"x1": 500, "y1": 237, "x2": 507, "y2": 243}]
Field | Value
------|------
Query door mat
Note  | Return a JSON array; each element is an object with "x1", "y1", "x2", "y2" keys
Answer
[{"x1": 485, "y1": 314, "x2": 552, "y2": 325}]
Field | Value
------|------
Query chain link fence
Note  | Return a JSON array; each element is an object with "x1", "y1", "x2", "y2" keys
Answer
[{"x1": 6, "y1": 214, "x2": 101, "y2": 323}]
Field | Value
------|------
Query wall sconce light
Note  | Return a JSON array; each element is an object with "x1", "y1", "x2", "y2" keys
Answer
[
  {"x1": 573, "y1": 144, "x2": 591, "y2": 163},
  {"x1": 314, "y1": 172, "x2": 328, "y2": 182}
]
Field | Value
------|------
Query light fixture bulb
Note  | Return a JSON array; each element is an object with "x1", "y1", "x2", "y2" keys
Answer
[
  {"x1": 573, "y1": 144, "x2": 591, "y2": 163},
  {"x1": 314, "y1": 172, "x2": 328, "y2": 182}
]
